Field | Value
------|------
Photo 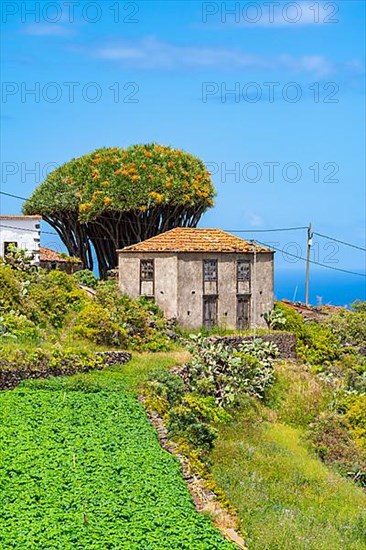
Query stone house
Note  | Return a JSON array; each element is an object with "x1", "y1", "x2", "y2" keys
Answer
[
  {"x1": 118, "y1": 228, "x2": 274, "y2": 329},
  {"x1": 39, "y1": 247, "x2": 82, "y2": 274}
]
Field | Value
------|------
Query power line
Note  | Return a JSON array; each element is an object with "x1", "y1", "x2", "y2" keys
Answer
[
  {"x1": 0, "y1": 221, "x2": 309, "y2": 241},
  {"x1": 1, "y1": 189, "x2": 365, "y2": 257},
  {"x1": 1, "y1": 222, "x2": 365, "y2": 276},
  {"x1": 255, "y1": 239, "x2": 366, "y2": 278},
  {"x1": 0, "y1": 223, "x2": 57, "y2": 236},
  {"x1": 0, "y1": 191, "x2": 28, "y2": 201},
  {"x1": 226, "y1": 226, "x2": 307, "y2": 232},
  {"x1": 313, "y1": 231, "x2": 366, "y2": 252}
]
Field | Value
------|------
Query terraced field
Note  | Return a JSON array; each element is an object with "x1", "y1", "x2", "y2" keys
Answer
[{"x1": 0, "y1": 364, "x2": 233, "y2": 549}]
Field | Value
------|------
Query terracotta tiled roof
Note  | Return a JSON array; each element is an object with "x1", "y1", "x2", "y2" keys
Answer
[
  {"x1": 0, "y1": 215, "x2": 42, "y2": 219},
  {"x1": 40, "y1": 247, "x2": 81, "y2": 263},
  {"x1": 119, "y1": 228, "x2": 272, "y2": 254}
]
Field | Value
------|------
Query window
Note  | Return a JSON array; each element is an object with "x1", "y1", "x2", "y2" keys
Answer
[
  {"x1": 3, "y1": 242, "x2": 17, "y2": 256},
  {"x1": 140, "y1": 260, "x2": 154, "y2": 281},
  {"x1": 203, "y1": 259, "x2": 217, "y2": 282},
  {"x1": 237, "y1": 260, "x2": 250, "y2": 281}
]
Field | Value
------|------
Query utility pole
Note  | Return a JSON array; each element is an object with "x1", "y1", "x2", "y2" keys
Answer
[
  {"x1": 305, "y1": 223, "x2": 313, "y2": 306},
  {"x1": 252, "y1": 239, "x2": 257, "y2": 340}
]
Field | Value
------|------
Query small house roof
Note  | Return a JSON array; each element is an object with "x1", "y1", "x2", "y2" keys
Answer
[
  {"x1": 40, "y1": 247, "x2": 81, "y2": 263},
  {"x1": 119, "y1": 228, "x2": 273, "y2": 254},
  {"x1": 0, "y1": 215, "x2": 42, "y2": 219}
]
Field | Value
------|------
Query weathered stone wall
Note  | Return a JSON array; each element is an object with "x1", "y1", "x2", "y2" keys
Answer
[
  {"x1": 0, "y1": 351, "x2": 132, "y2": 391},
  {"x1": 211, "y1": 333, "x2": 297, "y2": 359},
  {"x1": 94, "y1": 351, "x2": 132, "y2": 366},
  {"x1": 119, "y1": 252, "x2": 179, "y2": 319},
  {"x1": 177, "y1": 252, "x2": 274, "y2": 330}
]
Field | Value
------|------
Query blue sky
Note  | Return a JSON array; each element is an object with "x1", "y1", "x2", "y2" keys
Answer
[{"x1": 1, "y1": 1, "x2": 365, "y2": 302}]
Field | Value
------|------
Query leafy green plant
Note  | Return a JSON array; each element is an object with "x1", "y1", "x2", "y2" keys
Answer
[
  {"x1": 3, "y1": 243, "x2": 35, "y2": 272},
  {"x1": 0, "y1": 384, "x2": 234, "y2": 548},
  {"x1": 275, "y1": 302, "x2": 341, "y2": 366},
  {"x1": 262, "y1": 308, "x2": 287, "y2": 330},
  {"x1": 73, "y1": 269, "x2": 99, "y2": 289},
  {"x1": 185, "y1": 335, "x2": 277, "y2": 407},
  {"x1": 0, "y1": 311, "x2": 40, "y2": 343}
]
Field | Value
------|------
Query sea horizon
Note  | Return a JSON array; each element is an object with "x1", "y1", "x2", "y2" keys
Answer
[{"x1": 274, "y1": 268, "x2": 366, "y2": 307}]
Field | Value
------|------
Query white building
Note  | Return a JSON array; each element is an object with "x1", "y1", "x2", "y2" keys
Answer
[{"x1": 0, "y1": 215, "x2": 41, "y2": 263}]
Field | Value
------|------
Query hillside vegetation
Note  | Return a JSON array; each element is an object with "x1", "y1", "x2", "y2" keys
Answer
[
  {"x1": 144, "y1": 305, "x2": 366, "y2": 549},
  {"x1": 0, "y1": 255, "x2": 172, "y2": 378},
  {"x1": 212, "y1": 361, "x2": 366, "y2": 549},
  {"x1": 1, "y1": 252, "x2": 365, "y2": 549}
]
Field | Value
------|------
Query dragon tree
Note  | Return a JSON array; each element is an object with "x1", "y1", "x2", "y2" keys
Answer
[{"x1": 23, "y1": 144, "x2": 216, "y2": 277}]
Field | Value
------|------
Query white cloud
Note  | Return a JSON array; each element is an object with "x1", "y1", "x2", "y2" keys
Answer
[
  {"x1": 245, "y1": 211, "x2": 264, "y2": 228},
  {"x1": 94, "y1": 37, "x2": 336, "y2": 77},
  {"x1": 22, "y1": 23, "x2": 76, "y2": 37}
]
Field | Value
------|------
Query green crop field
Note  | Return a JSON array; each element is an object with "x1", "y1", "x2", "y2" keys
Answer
[{"x1": 0, "y1": 381, "x2": 233, "y2": 549}]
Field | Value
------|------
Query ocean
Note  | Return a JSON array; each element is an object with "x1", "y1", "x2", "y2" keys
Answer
[{"x1": 275, "y1": 269, "x2": 366, "y2": 307}]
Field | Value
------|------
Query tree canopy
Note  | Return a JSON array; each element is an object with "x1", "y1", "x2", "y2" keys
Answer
[{"x1": 24, "y1": 144, "x2": 216, "y2": 277}]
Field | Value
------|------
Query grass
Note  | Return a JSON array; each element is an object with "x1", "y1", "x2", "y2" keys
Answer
[
  {"x1": 24, "y1": 351, "x2": 190, "y2": 394},
  {"x1": 211, "y1": 363, "x2": 366, "y2": 550},
  {"x1": 1, "y1": 352, "x2": 233, "y2": 550}
]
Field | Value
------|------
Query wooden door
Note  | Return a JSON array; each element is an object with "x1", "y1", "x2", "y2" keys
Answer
[
  {"x1": 203, "y1": 296, "x2": 217, "y2": 329},
  {"x1": 237, "y1": 295, "x2": 250, "y2": 330}
]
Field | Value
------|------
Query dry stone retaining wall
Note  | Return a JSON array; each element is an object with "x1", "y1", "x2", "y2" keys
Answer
[{"x1": 0, "y1": 351, "x2": 131, "y2": 391}]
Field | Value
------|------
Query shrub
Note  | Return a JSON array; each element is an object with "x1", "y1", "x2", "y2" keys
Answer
[
  {"x1": 351, "y1": 300, "x2": 366, "y2": 312},
  {"x1": 72, "y1": 303, "x2": 127, "y2": 346},
  {"x1": 185, "y1": 335, "x2": 277, "y2": 407},
  {"x1": 26, "y1": 270, "x2": 86, "y2": 328},
  {"x1": 147, "y1": 368, "x2": 185, "y2": 406},
  {"x1": 145, "y1": 337, "x2": 276, "y2": 457},
  {"x1": 0, "y1": 345, "x2": 105, "y2": 390},
  {"x1": 275, "y1": 302, "x2": 341, "y2": 366},
  {"x1": 324, "y1": 309, "x2": 366, "y2": 347},
  {"x1": 3, "y1": 244, "x2": 35, "y2": 272},
  {"x1": 307, "y1": 411, "x2": 366, "y2": 486},
  {"x1": 73, "y1": 269, "x2": 99, "y2": 289},
  {"x1": 0, "y1": 312, "x2": 40, "y2": 343},
  {"x1": 168, "y1": 394, "x2": 229, "y2": 451},
  {"x1": 274, "y1": 302, "x2": 306, "y2": 336},
  {"x1": 297, "y1": 323, "x2": 340, "y2": 366},
  {"x1": 0, "y1": 264, "x2": 171, "y2": 352},
  {"x1": 322, "y1": 352, "x2": 366, "y2": 394},
  {"x1": 0, "y1": 262, "x2": 24, "y2": 310},
  {"x1": 95, "y1": 281, "x2": 171, "y2": 351},
  {"x1": 343, "y1": 395, "x2": 366, "y2": 452}
]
